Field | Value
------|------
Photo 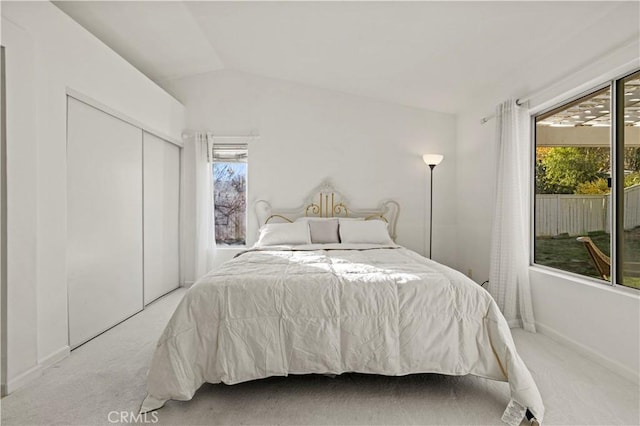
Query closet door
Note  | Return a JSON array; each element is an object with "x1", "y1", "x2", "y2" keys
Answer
[
  {"x1": 67, "y1": 97, "x2": 143, "y2": 348},
  {"x1": 143, "y1": 132, "x2": 180, "y2": 305}
]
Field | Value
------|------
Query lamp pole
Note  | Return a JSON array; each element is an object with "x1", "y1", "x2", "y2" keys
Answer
[
  {"x1": 429, "y1": 163, "x2": 435, "y2": 259},
  {"x1": 422, "y1": 154, "x2": 443, "y2": 260}
]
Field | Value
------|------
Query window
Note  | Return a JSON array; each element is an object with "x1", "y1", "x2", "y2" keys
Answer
[
  {"x1": 533, "y1": 70, "x2": 640, "y2": 290},
  {"x1": 212, "y1": 143, "x2": 247, "y2": 246}
]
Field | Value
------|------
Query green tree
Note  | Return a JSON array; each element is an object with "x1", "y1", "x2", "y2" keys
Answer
[
  {"x1": 536, "y1": 158, "x2": 566, "y2": 194},
  {"x1": 625, "y1": 172, "x2": 640, "y2": 187},
  {"x1": 538, "y1": 147, "x2": 608, "y2": 194},
  {"x1": 573, "y1": 172, "x2": 640, "y2": 195},
  {"x1": 626, "y1": 147, "x2": 640, "y2": 172},
  {"x1": 575, "y1": 178, "x2": 609, "y2": 195}
]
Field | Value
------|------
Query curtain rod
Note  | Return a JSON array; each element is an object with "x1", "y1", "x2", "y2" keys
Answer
[
  {"x1": 480, "y1": 99, "x2": 525, "y2": 125},
  {"x1": 181, "y1": 131, "x2": 259, "y2": 141}
]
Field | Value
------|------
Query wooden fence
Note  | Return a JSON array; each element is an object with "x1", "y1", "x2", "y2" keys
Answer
[{"x1": 535, "y1": 184, "x2": 640, "y2": 237}]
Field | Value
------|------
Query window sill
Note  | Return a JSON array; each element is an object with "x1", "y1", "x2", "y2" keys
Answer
[{"x1": 529, "y1": 264, "x2": 640, "y2": 299}]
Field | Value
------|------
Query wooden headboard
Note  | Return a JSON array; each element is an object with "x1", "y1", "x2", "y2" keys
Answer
[{"x1": 255, "y1": 180, "x2": 400, "y2": 241}]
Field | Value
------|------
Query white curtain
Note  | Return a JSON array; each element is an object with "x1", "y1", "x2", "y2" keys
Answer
[
  {"x1": 488, "y1": 100, "x2": 536, "y2": 332},
  {"x1": 193, "y1": 132, "x2": 216, "y2": 280}
]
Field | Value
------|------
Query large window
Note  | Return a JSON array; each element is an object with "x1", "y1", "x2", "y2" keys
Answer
[
  {"x1": 533, "y1": 70, "x2": 640, "y2": 290},
  {"x1": 212, "y1": 143, "x2": 247, "y2": 246}
]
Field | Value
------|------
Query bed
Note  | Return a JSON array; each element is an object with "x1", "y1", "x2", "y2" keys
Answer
[{"x1": 141, "y1": 182, "x2": 544, "y2": 425}]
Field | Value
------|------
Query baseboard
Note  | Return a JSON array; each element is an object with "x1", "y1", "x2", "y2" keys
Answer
[
  {"x1": 3, "y1": 345, "x2": 70, "y2": 395},
  {"x1": 4, "y1": 363, "x2": 41, "y2": 395},
  {"x1": 535, "y1": 322, "x2": 639, "y2": 385},
  {"x1": 182, "y1": 281, "x2": 195, "y2": 288},
  {"x1": 38, "y1": 345, "x2": 70, "y2": 370}
]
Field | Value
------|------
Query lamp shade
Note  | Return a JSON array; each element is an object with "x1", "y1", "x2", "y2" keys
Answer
[{"x1": 423, "y1": 154, "x2": 444, "y2": 166}]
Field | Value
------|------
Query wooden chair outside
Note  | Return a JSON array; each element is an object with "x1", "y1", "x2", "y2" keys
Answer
[{"x1": 576, "y1": 236, "x2": 611, "y2": 280}]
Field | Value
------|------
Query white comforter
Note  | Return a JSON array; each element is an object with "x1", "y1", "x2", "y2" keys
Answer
[{"x1": 141, "y1": 246, "x2": 544, "y2": 425}]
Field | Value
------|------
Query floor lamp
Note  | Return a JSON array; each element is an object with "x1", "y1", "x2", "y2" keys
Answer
[{"x1": 423, "y1": 154, "x2": 444, "y2": 259}]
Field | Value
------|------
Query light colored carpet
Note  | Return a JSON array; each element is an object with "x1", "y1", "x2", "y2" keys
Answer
[{"x1": 1, "y1": 288, "x2": 638, "y2": 425}]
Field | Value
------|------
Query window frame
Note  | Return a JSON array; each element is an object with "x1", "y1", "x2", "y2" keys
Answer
[
  {"x1": 530, "y1": 68, "x2": 640, "y2": 290},
  {"x1": 211, "y1": 138, "x2": 250, "y2": 248}
]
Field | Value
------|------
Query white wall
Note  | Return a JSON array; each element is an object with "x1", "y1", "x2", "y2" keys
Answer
[
  {"x1": 1, "y1": 3, "x2": 8, "y2": 393},
  {"x1": 1, "y1": 1, "x2": 184, "y2": 392},
  {"x1": 530, "y1": 269, "x2": 639, "y2": 379},
  {"x1": 3, "y1": 14, "x2": 38, "y2": 391},
  {"x1": 456, "y1": 40, "x2": 640, "y2": 378},
  {"x1": 165, "y1": 70, "x2": 457, "y2": 282}
]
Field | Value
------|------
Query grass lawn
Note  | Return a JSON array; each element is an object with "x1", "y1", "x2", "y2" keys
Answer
[{"x1": 535, "y1": 228, "x2": 640, "y2": 290}]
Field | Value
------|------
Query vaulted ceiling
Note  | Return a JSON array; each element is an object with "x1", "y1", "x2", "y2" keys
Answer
[{"x1": 54, "y1": 1, "x2": 640, "y2": 114}]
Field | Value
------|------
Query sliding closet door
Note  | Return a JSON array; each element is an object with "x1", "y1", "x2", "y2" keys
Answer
[
  {"x1": 67, "y1": 97, "x2": 143, "y2": 348},
  {"x1": 143, "y1": 132, "x2": 180, "y2": 305}
]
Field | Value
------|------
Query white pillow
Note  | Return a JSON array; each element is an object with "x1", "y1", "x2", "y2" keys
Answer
[
  {"x1": 339, "y1": 220, "x2": 393, "y2": 244},
  {"x1": 256, "y1": 222, "x2": 311, "y2": 246}
]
